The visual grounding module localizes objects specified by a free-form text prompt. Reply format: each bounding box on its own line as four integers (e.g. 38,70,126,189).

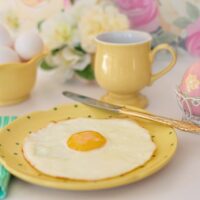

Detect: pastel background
115,0,200,57
0,0,199,56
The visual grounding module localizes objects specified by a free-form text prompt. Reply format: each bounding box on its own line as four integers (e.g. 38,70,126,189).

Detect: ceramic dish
0,104,177,190
0,51,47,106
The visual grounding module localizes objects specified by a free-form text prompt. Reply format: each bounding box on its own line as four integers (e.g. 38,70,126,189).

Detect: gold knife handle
120,108,200,133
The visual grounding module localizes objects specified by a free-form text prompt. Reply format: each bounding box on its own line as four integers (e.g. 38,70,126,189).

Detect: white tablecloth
0,51,200,200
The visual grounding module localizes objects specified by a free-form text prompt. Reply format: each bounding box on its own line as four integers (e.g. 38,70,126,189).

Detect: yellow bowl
0,52,47,106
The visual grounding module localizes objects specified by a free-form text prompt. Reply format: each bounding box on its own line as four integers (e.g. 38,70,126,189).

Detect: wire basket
176,89,200,125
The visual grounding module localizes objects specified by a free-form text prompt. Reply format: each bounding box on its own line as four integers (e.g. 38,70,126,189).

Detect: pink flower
185,18,200,56
115,0,159,32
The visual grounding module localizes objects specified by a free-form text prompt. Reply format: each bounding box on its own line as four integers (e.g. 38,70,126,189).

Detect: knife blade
62,91,121,113
62,90,200,133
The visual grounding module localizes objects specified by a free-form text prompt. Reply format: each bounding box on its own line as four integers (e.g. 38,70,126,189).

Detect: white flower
45,46,91,81
14,0,67,26
0,2,21,33
62,48,91,71
0,1,37,36
53,66,75,83
68,0,113,25
78,3,129,53
40,12,78,49
68,0,98,22
0,0,68,35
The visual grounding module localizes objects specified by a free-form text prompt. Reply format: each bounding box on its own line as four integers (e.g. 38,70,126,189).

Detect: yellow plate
0,104,177,190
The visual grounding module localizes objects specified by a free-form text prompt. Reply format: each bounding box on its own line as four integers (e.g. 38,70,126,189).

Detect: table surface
0,51,200,200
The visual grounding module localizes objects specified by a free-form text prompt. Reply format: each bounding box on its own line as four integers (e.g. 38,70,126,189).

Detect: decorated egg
15,31,44,60
0,24,13,47
0,46,20,64
179,61,200,116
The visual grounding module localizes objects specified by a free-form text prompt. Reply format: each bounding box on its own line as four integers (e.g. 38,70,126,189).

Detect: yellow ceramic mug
95,31,177,108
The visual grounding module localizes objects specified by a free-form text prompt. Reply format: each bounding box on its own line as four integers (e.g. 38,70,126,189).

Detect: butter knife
62,91,200,133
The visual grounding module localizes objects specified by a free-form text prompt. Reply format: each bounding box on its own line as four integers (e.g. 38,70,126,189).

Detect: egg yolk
67,131,106,151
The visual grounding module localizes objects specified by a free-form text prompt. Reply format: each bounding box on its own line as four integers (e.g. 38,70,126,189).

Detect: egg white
23,118,156,181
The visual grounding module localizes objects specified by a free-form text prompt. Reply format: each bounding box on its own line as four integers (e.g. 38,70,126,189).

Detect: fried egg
23,118,156,181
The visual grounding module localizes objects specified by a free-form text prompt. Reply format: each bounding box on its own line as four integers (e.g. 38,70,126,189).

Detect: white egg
0,24,13,47
0,46,20,64
23,118,156,181
15,31,44,60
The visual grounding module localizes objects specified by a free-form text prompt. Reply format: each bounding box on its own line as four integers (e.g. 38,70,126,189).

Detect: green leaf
75,64,95,80
186,2,199,20
158,0,162,6
177,37,186,49
74,44,86,53
37,20,44,32
70,0,75,4
154,31,177,44
51,45,67,55
173,17,191,28
40,60,55,70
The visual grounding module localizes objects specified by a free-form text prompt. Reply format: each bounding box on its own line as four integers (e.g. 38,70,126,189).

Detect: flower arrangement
158,0,200,57
114,0,160,32
38,0,130,81
0,0,67,35
1,0,199,82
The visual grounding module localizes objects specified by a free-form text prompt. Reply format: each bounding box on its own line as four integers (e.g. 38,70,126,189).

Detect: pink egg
179,61,200,116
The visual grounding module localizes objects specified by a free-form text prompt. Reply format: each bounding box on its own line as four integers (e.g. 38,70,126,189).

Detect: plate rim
0,103,177,190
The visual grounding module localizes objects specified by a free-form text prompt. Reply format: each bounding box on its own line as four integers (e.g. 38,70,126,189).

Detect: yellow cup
95,31,177,108
0,52,47,106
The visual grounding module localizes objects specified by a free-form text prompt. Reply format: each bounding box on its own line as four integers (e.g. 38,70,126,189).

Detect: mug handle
150,43,177,84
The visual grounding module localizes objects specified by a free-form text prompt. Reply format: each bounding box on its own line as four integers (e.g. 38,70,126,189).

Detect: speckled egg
179,61,200,115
